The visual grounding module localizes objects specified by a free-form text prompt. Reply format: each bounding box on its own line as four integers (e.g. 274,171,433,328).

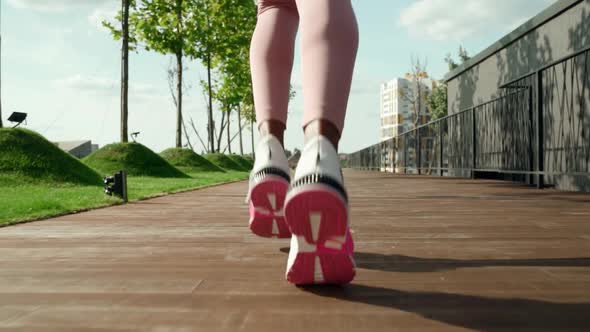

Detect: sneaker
283,135,355,285
247,135,292,238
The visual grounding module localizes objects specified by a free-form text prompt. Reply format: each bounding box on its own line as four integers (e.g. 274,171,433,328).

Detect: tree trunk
175,51,183,148
222,121,246,154
217,111,226,153
182,120,193,151
238,105,243,155
226,109,232,154
175,0,183,148
189,118,209,153
206,8,215,153
416,80,422,127
120,0,130,142
207,53,215,152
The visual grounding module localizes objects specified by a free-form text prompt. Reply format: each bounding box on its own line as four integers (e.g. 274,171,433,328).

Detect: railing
348,46,590,189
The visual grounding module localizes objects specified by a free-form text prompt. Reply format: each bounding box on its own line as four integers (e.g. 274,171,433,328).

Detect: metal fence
348,46,590,189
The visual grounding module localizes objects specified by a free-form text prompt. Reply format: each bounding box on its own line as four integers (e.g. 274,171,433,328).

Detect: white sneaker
247,135,292,238
283,135,355,285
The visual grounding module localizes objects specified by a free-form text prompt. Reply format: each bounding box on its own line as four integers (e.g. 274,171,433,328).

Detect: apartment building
380,77,433,172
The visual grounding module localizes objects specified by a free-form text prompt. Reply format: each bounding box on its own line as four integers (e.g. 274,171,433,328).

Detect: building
380,77,434,141
55,140,99,159
380,77,434,172
444,0,589,191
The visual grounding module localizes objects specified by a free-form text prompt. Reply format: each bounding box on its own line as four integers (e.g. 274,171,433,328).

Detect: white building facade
379,77,434,172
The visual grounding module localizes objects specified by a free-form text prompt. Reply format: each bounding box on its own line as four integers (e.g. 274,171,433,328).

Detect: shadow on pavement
301,284,590,331
354,252,590,273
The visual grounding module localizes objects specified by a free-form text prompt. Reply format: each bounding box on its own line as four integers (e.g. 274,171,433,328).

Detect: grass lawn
127,171,247,200
0,171,248,227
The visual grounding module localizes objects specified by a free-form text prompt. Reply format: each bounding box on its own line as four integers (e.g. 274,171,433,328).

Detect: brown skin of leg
304,119,341,151
259,119,340,150
259,120,286,147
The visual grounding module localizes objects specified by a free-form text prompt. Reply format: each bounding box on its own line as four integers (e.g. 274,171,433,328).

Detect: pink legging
250,0,359,134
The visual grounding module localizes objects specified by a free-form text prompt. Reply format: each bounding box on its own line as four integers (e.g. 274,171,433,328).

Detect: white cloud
399,0,555,41
55,74,117,91
7,0,111,12
54,75,159,97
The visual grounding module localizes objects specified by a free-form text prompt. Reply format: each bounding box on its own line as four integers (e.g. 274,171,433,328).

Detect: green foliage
340,159,349,168
102,0,262,145
102,0,139,50
204,153,247,171
427,83,448,121
83,142,188,178
130,0,199,56
207,0,257,66
458,46,471,63
445,46,471,71
204,0,258,123
0,128,102,185
227,154,253,171
160,148,224,173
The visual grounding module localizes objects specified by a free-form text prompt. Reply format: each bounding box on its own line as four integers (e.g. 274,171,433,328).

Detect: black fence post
536,71,545,188
390,139,395,174
527,86,535,186
404,135,408,174
417,128,422,175
471,107,477,179
439,122,444,177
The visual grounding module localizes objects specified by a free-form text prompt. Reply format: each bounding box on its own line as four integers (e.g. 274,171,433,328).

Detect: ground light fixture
104,170,128,202
131,132,140,142
8,112,27,128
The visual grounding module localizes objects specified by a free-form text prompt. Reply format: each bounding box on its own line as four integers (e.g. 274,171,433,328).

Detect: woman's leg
247,1,298,239
295,0,359,150
250,0,299,146
283,0,359,285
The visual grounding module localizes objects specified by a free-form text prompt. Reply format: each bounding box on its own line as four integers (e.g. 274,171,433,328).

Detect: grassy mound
160,148,224,173
0,128,102,185
83,142,188,178
204,153,247,171
227,154,254,171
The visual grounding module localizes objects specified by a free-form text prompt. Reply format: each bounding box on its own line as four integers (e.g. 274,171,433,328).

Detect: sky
1,0,556,154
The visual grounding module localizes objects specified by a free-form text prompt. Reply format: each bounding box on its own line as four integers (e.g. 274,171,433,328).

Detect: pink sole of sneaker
284,185,355,285
249,176,291,238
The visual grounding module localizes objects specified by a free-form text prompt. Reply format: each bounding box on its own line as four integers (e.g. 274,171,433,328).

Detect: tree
166,59,195,151
458,46,471,63
240,89,256,157
185,0,219,153
400,57,430,128
434,47,470,119
212,73,239,153
129,0,199,148
105,0,204,148
196,0,256,152
204,0,256,153
103,0,138,142
120,0,132,142
427,82,448,121
445,46,471,71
